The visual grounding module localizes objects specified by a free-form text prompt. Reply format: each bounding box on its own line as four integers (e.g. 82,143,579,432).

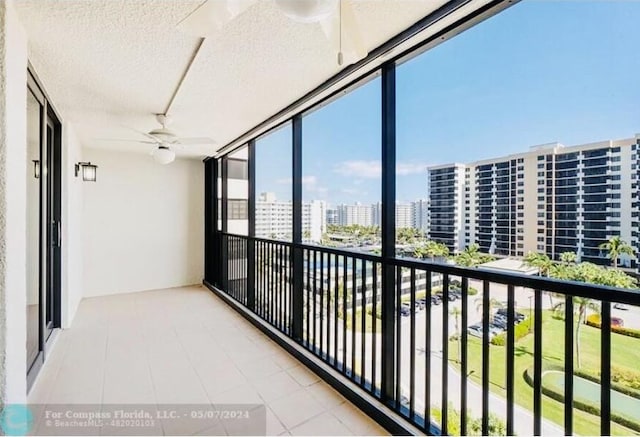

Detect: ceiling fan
100,114,217,165
177,0,367,66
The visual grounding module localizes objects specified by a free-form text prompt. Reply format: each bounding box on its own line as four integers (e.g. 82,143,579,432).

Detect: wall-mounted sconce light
75,161,98,182
32,160,40,179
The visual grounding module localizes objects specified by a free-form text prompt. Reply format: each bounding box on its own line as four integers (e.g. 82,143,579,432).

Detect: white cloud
334,160,428,178
397,162,428,175
334,161,381,178
277,175,317,185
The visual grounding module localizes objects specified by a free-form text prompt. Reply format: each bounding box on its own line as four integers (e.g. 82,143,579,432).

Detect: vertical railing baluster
334,254,339,367
461,276,469,436
442,273,449,435
320,251,325,359
326,253,331,362
482,280,490,435
410,268,416,420
280,244,285,330
306,250,311,347
270,242,275,325
372,261,378,395
342,255,347,373
396,265,402,411
312,250,318,351
506,284,515,436
533,288,542,436
351,256,357,379
360,259,367,387
601,300,611,436
424,271,432,431
564,294,574,436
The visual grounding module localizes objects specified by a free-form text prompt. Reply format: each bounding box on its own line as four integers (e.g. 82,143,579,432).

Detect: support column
380,62,397,403
291,116,304,341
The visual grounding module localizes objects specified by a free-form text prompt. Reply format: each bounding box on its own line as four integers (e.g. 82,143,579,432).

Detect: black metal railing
213,232,640,436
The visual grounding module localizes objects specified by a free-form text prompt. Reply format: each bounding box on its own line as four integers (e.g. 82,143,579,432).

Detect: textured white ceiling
14,0,449,159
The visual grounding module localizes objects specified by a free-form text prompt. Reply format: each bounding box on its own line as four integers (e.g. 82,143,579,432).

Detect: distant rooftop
479,258,539,276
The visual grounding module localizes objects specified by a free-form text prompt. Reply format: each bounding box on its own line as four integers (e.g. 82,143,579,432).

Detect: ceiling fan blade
177,0,257,37
320,0,367,66
176,137,218,145
95,138,157,144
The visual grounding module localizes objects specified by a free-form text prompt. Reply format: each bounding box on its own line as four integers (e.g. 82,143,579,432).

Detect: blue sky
256,0,640,205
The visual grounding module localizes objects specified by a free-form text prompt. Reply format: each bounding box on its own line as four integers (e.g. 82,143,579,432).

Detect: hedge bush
523,365,640,433
574,367,640,398
430,403,507,436
490,317,533,346
586,314,640,339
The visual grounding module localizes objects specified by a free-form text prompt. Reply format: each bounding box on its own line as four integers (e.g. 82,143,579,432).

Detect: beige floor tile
289,411,354,436
251,371,302,404
286,365,320,387
304,382,346,410
268,389,325,430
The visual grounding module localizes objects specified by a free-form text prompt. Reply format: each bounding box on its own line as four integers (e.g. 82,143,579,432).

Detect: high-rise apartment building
411,199,430,232
336,203,373,227
428,136,639,266
371,202,414,229
427,164,467,252
255,192,326,242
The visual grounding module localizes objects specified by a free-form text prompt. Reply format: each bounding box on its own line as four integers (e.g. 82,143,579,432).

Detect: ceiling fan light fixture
275,0,337,23
148,127,177,142
153,146,176,165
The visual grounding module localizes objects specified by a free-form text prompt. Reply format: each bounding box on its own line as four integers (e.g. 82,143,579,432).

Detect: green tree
523,252,556,305
474,297,505,324
599,236,635,269
453,243,496,267
450,306,462,363
552,296,600,369
414,240,450,260
523,251,553,276
559,251,577,264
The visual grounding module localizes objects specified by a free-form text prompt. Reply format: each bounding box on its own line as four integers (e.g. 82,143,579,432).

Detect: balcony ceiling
14,0,448,159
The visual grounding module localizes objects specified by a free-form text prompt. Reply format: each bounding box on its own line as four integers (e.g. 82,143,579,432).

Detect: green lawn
449,310,640,435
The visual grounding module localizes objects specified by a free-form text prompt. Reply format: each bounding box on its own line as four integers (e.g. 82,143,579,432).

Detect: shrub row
575,366,640,396
586,314,640,339
490,316,533,346
430,403,506,436
523,365,640,433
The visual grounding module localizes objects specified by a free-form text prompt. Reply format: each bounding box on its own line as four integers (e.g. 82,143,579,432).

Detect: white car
468,324,496,340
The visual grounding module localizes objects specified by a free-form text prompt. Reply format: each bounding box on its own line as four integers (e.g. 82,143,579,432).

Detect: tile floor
28,285,388,436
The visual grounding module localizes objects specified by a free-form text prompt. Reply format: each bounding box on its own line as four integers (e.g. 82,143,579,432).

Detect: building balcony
28,286,387,436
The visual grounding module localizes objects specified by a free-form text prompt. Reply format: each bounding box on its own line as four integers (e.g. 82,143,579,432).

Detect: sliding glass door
26,72,61,388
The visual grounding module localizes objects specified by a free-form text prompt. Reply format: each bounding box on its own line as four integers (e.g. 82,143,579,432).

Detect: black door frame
26,67,62,390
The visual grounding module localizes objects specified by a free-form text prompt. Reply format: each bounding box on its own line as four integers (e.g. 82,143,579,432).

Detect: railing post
221,156,229,291
247,140,256,311
381,62,396,403
291,115,304,341
204,158,214,284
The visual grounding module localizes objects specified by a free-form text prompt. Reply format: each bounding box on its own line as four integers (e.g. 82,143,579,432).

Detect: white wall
82,149,204,297
0,0,28,404
61,124,84,327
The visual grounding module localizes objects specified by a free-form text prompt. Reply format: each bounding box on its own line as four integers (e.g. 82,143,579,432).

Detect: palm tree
599,236,635,269
552,297,600,368
523,252,553,276
523,252,556,306
414,240,450,261
559,251,577,264
450,306,462,363
454,243,496,267
474,297,505,324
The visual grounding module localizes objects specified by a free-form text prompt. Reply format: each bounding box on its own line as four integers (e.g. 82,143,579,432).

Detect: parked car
468,324,496,340
449,289,462,300
611,317,624,327
613,303,628,311
414,300,425,311
496,308,526,322
431,295,442,305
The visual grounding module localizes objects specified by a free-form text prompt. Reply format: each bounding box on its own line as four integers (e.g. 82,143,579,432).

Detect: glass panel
26,89,41,369
302,76,381,250
226,146,249,235
395,1,640,434
255,123,292,241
